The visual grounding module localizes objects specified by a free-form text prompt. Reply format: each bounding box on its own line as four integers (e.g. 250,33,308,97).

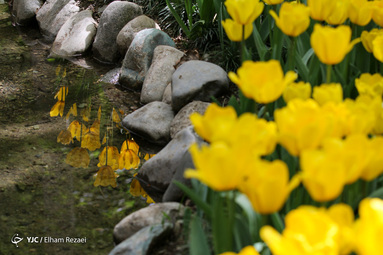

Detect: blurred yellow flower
238,159,300,214
354,198,383,255
355,73,383,98
361,28,383,53
221,19,253,42
360,136,383,181
185,142,253,191
313,83,343,106
283,81,312,103
343,97,376,135
220,246,260,255
112,107,121,123
67,120,86,141
98,146,120,170
372,35,383,62
119,149,140,170
224,0,264,25
274,99,331,156
260,205,340,255
81,131,101,151
349,0,373,26
130,174,155,203
269,2,310,37
372,1,383,27
65,103,77,120
310,24,360,65
190,104,237,143
57,130,73,145
307,0,336,21
65,147,90,168
325,0,350,25
321,102,351,138
228,60,297,104
54,86,68,101
121,139,140,154
300,148,347,202
263,0,284,5
94,165,117,188
50,100,65,117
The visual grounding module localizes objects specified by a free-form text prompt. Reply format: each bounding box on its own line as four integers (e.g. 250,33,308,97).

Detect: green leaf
165,0,191,38
368,186,383,199
252,24,269,61
189,216,211,255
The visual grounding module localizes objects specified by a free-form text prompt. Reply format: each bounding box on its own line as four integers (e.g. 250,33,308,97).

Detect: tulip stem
287,36,297,72
326,64,332,83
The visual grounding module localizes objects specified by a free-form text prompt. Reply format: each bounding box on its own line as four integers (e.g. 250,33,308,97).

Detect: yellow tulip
354,198,383,255
224,0,264,25
228,60,297,104
321,102,351,138
121,139,140,154
260,206,340,255
269,2,310,37
282,81,312,103
221,19,253,42
372,1,383,27
355,73,383,98
361,29,383,53
360,136,383,181
184,142,253,191
372,35,383,62
349,0,373,26
310,24,360,65
98,146,120,170
300,148,347,202
94,165,117,188
325,0,350,25
312,83,343,106
307,0,337,21
263,0,284,5
190,103,237,143
343,97,376,135
220,246,260,255
275,99,331,156
238,158,300,214
119,149,140,170
65,147,90,168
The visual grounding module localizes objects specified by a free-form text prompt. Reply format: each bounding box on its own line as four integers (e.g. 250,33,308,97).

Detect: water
0,4,146,254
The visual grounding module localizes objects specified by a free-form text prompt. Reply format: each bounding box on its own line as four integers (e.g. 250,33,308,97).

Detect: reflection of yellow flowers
57,130,73,145
310,24,360,65
313,83,343,106
112,107,121,123
130,174,155,203
282,81,312,103
65,147,90,168
119,139,140,169
54,86,68,101
325,0,350,25
307,0,336,21
355,73,383,98
94,165,117,188
229,60,297,104
270,2,310,37
220,245,260,255
98,146,120,170
349,0,373,26
354,198,383,255
238,158,300,214
224,0,264,25
261,205,340,255
67,120,86,141
65,103,77,120
221,19,253,42
50,101,65,117
190,104,237,143
275,99,331,156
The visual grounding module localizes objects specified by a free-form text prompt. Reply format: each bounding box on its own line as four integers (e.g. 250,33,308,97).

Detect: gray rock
50,10,97,58
171,60,229,112
36,0,80,42
140,46,184,104
12,0,43,25
121,101,174,145
119,29,175,90
162,83,172,104
92,1,142,63
170,101,210,139
99,68,121,84
116,15,157,55
137,126,204,202
110,223,173,255
113,202,184,244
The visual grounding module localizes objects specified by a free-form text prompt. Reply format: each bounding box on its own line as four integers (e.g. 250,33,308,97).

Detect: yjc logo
11,234,23,248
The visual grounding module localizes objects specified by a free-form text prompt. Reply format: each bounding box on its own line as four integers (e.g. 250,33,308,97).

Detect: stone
99,68,121,84
50,10,97,58
110,223,173,255
116,15,157,55
12,0,42,25
169,101,210,139
140,46,184,104
137,126,204,202
119,29,175,90
36,0,80,42
162,83,172,104
92,1,142,63
121,101,174,145
113,202,184,244
171,60,229,112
